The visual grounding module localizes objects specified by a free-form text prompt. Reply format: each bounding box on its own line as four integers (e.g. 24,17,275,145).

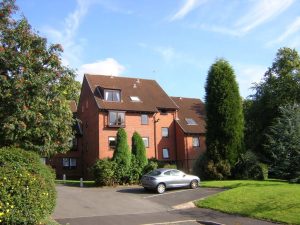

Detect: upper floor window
141,114,148,125
192,137,200,147
109,111,125,127
104,89,121,102
185,118,197,125
162,127,169,137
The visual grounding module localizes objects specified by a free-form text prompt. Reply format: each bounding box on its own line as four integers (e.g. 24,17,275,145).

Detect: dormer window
130,96,141,102
185,118,197,125
104,89,120,102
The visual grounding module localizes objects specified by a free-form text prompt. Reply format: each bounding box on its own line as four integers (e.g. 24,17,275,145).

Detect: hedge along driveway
195,180,300,225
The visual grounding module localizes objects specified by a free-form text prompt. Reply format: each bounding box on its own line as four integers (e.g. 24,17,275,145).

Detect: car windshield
147,170,161,176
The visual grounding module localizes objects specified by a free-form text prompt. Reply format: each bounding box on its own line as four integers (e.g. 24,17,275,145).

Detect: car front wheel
156,183,166,194
190,180,198,189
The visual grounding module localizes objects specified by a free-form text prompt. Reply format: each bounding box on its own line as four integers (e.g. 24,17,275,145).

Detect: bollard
63,174,66,184
80,178,83,187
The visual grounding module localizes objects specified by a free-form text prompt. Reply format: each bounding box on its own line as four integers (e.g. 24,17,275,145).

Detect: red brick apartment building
50,74,206,179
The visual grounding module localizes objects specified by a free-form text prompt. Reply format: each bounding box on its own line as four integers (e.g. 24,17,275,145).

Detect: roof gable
85,74,178,112
171,97,206,134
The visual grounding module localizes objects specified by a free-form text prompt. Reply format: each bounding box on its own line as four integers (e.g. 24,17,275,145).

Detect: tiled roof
69,100,77,113
85,74,178,112
171,97,206,134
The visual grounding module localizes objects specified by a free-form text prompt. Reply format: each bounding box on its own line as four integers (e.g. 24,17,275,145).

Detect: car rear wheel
156,183,166,194
190,180,198,189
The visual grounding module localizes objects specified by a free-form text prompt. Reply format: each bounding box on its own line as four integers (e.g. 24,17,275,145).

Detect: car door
170,170,186,187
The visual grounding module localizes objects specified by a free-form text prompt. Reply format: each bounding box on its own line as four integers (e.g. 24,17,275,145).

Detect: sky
17,0,300,100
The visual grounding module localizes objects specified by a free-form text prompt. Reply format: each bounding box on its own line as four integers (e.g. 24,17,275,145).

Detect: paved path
54,185,282,225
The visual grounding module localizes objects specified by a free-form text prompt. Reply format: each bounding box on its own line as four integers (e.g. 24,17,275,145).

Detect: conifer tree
113,128,131,182
132,131,148,171
201,59,244,179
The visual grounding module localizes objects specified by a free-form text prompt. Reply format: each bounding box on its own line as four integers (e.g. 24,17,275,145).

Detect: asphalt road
53,185,281,225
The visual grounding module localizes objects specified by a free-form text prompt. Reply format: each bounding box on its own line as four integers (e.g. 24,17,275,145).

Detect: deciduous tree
0,0,79,156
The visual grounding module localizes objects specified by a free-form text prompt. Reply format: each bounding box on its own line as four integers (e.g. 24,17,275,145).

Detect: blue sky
18,0,300,100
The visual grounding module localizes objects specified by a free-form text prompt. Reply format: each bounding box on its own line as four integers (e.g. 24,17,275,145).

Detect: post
63,174,66,184
80,178,83,187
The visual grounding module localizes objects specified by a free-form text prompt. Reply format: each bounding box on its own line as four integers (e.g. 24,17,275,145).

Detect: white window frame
162,148,169,159
141,114,148,125
142,137,149,148
162,127,169,137
104,89,121,102
108,136,116,150
192,137,200,147
108,111,125,127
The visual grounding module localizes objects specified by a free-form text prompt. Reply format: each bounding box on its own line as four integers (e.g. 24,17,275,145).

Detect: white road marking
140,219,197,225
143,189,196,199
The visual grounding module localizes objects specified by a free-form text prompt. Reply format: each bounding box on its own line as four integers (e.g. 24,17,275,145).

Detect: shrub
92,159,117,186
142,160,158,174
161,163,177,169
129,155,141,184
0,147,56,225
194,153,231,180
233,151,268,180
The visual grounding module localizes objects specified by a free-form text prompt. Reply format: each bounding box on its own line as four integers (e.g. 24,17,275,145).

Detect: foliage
194,153,231,180
246,48,300,161
264,104,300,181
233,151,268,180
0,0,79,156
131,131,148,175
128,155,141,184
92,158,117,186
161,163,177,169
113,128,131,183
142,160,158,175
196,180,300,225
204,59,244,166
0,147,56,224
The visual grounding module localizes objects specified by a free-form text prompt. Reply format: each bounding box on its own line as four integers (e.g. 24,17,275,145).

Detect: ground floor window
63,158,77,169
142,137,149,148
108,136,116,150
162,148,169,159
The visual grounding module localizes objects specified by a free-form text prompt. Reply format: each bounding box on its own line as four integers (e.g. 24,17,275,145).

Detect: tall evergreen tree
132,131,148,171
0,0,79,156
205,59,244,167
246,48,300,161
113,128,131,182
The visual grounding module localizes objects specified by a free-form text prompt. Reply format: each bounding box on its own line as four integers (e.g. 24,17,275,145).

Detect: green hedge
0,147,56,224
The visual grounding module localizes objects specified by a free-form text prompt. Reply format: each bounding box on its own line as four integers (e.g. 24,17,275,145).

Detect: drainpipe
173,111,178,166
185,136,189,172
153,113,158,159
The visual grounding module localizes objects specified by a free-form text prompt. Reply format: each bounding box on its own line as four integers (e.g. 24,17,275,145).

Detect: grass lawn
195,180,300,225
55,179,95,187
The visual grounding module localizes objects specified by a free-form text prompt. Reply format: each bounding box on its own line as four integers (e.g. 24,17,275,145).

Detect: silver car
141,168,200,194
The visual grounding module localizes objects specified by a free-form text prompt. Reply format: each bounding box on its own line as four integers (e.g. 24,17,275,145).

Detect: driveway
53,185,282,225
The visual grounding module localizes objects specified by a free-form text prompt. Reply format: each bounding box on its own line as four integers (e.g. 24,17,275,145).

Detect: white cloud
43,0,91,67
155,47,178,62
193,0,294,36
77,58,126,81
235,0,294,34
235,64,267,98
169,0,206,21
269,17,300,45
